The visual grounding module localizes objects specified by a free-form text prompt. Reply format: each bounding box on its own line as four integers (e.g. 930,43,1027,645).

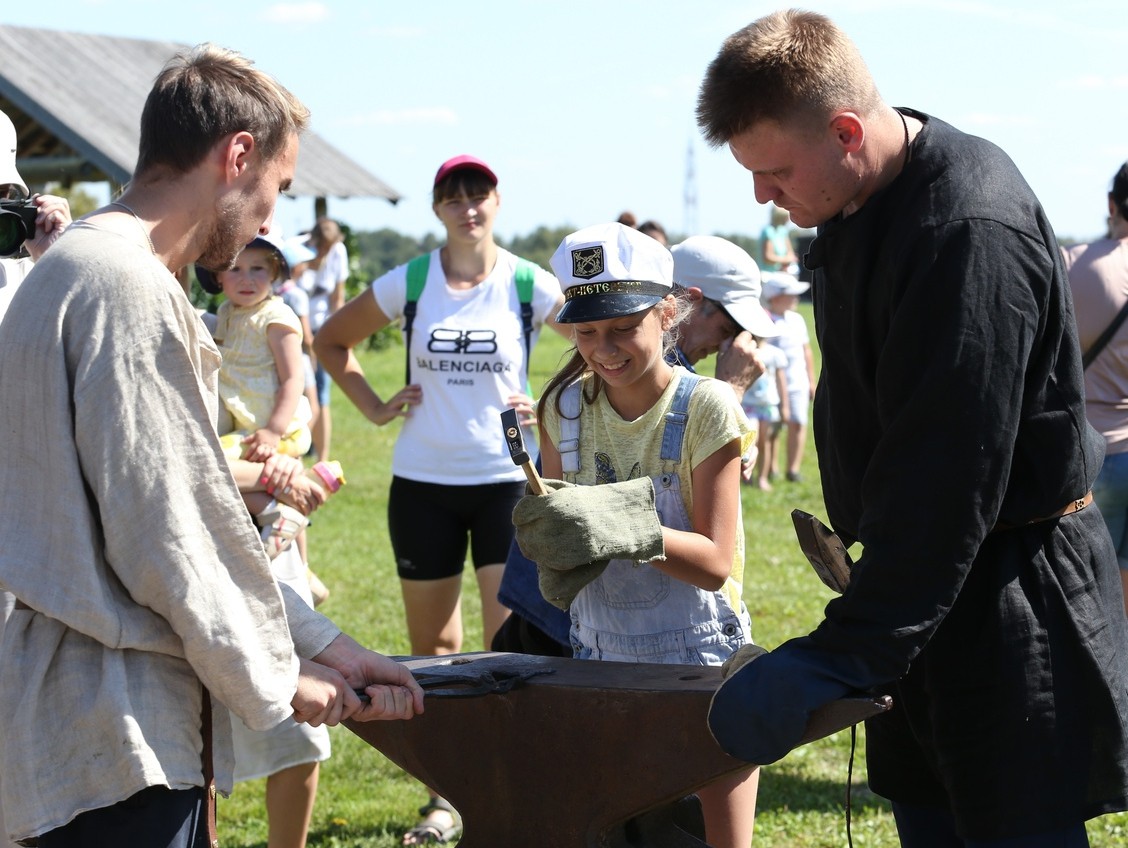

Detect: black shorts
388,476,525,581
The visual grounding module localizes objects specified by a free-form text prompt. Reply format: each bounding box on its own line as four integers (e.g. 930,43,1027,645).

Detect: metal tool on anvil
792,508,854,593
500,407,549,495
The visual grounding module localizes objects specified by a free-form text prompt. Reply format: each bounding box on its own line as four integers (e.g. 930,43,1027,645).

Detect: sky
5,1,1128,244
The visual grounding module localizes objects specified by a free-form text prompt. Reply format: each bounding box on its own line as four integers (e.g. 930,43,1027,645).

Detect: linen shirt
0,223,341,842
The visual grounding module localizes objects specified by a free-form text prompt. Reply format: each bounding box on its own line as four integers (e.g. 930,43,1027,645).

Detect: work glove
720,644,768,679
514,480,607,608
512,476,665,570
537,558,608,610
708,636,855,765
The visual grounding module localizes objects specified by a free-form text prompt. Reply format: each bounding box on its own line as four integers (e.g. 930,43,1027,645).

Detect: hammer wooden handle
501,408,550,496
521,462,550,497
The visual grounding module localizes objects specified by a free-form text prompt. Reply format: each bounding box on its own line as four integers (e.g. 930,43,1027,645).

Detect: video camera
0,198,37,257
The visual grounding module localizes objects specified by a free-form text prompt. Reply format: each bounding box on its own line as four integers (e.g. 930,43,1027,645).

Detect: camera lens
0,208,32,256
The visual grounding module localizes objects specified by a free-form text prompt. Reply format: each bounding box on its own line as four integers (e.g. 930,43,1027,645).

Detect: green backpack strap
403,254,430,385
515,260,536,378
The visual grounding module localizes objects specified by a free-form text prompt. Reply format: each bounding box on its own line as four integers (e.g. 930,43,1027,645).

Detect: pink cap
433,154,497,188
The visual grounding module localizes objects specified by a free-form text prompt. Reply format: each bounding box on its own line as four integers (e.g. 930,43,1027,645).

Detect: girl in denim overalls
532,223,760,848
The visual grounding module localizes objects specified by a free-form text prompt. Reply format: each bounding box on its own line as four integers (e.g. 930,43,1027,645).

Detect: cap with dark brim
194,265,223,295
194,235,292,295
555,279,669,324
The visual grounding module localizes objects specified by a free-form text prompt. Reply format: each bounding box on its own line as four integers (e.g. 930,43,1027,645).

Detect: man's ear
221,131,256,183
684,286,705,303
830,113,864,154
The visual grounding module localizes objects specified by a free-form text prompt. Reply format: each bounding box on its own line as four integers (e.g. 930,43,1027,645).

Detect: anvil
346,651,890,847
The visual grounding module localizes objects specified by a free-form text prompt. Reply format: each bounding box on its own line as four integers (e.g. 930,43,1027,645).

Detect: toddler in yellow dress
197,235,344,562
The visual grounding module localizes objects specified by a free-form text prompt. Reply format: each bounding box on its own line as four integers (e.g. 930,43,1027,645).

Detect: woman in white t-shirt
300,217,349,462
314,155,566,844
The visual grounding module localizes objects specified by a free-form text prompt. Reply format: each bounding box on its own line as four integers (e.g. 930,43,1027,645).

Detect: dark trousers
490,611,571,658
38,786,209,848
892,802,1089,848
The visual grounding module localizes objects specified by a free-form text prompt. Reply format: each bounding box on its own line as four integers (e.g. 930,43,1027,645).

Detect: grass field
217,304,1128,846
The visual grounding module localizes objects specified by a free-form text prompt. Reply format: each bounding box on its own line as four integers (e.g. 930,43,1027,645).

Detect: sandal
402,796,461,845
255,500,309,559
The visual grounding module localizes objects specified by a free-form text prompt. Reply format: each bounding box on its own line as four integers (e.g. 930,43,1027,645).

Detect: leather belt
993,492,1093,532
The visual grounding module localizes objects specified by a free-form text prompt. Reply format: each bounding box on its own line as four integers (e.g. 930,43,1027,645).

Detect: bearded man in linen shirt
0,44,422,848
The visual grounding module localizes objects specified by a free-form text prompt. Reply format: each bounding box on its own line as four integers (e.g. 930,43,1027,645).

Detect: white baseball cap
760,270,810,301
671,236,777,339
550,222,673,323
281,236,317,269
0,111,29,197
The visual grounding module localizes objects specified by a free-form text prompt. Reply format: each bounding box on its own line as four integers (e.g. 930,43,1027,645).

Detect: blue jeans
891,802,1088,847
314,360,333,408
1092,449,1128,570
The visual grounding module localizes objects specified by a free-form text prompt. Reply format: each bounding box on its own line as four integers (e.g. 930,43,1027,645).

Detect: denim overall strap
558,380,583,478
660,373,702,463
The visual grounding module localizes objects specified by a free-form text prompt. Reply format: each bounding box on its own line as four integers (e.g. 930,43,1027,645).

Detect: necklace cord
108,200,156,256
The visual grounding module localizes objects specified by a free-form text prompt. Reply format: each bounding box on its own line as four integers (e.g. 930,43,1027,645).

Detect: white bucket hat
0,111,29,197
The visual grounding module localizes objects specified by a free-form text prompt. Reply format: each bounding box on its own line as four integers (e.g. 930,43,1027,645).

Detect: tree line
347,224,767,298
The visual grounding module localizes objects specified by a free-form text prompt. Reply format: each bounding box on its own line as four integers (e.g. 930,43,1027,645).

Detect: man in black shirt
698,9,1128,846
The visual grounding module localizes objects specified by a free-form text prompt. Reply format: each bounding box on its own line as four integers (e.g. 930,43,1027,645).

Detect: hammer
501,408,549,496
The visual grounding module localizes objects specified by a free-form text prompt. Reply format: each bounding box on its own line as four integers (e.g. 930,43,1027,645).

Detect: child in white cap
512,222,760,848
761,271,814,483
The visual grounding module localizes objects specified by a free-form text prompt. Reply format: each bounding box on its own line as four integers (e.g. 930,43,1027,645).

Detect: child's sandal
255,500,309,559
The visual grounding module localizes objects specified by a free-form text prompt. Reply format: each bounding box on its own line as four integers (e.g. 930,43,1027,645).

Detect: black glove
708,637,855,765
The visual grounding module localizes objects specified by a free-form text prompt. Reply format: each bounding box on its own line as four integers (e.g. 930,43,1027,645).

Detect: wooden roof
0,24,401,203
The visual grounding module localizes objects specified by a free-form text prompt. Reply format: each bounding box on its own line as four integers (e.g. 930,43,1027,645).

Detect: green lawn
218,304,1128,846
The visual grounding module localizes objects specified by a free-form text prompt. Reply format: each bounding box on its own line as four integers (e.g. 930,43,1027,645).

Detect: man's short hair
1111,161,1128,222
135,43,310,177
696,9,882,147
